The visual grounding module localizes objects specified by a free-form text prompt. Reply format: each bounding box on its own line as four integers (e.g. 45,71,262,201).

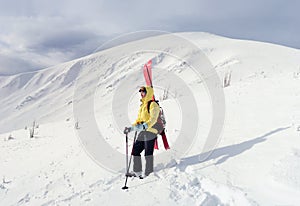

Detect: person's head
139,86,147,98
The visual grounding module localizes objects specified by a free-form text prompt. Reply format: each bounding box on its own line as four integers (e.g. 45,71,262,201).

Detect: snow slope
1,32,300,205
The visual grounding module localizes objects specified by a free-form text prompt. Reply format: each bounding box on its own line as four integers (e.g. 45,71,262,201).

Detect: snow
0,32,300,205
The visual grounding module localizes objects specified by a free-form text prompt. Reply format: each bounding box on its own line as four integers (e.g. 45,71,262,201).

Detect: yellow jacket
133,86,160,134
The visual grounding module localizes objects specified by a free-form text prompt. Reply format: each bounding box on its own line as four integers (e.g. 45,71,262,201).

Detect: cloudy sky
0,0,299,75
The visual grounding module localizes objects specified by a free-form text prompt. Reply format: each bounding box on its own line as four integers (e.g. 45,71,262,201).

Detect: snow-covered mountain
0,32,300,205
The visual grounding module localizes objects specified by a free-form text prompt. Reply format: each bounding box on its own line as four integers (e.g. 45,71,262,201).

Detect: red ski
143,59,153,87
142,58,170,150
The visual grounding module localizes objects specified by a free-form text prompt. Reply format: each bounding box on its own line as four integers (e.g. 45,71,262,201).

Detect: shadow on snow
163,126,291,172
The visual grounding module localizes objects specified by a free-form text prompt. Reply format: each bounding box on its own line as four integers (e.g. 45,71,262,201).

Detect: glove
132,123,148,132
123,127,132,134
142,122,148,130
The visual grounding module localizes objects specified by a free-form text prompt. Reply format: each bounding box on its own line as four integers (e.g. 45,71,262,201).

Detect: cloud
0,0,299,75
0,55,39,76
0,14,109,75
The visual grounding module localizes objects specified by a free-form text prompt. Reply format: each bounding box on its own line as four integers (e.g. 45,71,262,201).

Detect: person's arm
133,107,143,126
146,102,160,128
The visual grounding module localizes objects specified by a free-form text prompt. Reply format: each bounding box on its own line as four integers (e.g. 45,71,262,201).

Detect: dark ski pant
132,131,157,176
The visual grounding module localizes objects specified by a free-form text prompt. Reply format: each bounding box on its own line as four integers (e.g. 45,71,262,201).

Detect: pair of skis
143,59,170,150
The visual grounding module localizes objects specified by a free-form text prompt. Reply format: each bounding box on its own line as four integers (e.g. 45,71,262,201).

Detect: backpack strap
147,100,159,113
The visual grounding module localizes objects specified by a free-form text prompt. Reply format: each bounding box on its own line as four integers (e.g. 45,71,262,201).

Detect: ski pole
127,131,137,175
125,133,129,176
122,131,137,190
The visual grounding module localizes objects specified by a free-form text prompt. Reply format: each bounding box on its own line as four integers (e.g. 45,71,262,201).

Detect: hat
139,86,146,93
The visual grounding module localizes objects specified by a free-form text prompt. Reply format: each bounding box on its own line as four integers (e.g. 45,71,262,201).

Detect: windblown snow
0,32,300,205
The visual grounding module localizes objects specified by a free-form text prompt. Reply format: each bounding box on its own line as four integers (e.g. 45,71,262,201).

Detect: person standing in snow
124,86,160,177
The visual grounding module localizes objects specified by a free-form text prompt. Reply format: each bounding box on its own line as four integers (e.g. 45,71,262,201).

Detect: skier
124,86,160,177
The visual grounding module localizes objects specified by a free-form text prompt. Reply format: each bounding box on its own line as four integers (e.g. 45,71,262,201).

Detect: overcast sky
0,0,299,75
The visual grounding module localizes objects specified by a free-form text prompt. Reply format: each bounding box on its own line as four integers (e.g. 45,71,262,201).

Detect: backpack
147,100,166,134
